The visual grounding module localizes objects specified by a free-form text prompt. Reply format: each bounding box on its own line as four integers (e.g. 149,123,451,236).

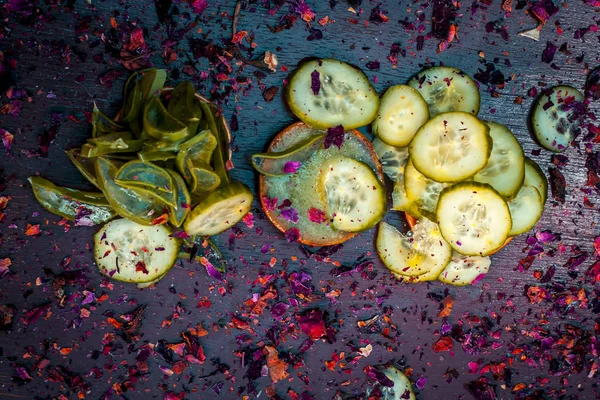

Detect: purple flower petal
270,302,289,319
280,207,299,223
200,257,223,280
542,41,558,63
535,230,555,243
283,161,302,174
285,227,300,243
324,125,345,149
415,375,427,389
310,69,320,95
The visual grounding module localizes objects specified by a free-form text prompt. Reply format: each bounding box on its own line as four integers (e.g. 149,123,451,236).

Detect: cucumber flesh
391,179,412,212
523,157,548,204
404,158,449,220
409,112,491,183
286,59,379,130
376,219,452,278
407,66,480,117
372,85,429,147
473,121,525,198
94,219,180,283
436,182,511,256
438,252,491,286
532,85,585,152
320,156,386,232
372,138,409,182
184,182,253,236
507,186,543,236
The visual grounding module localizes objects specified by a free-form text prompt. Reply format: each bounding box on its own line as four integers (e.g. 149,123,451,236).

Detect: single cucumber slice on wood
372,85,429,147
286,59,379,130
523,157,548,204
376,219,452,278
437,182,511,256
320,156,386,232
474,121,525,199
407,66,480,116
438,252,491,286
184,182,253,236
94,219,180,283
507,186,543,236
531,85,585,152
409,112,491,183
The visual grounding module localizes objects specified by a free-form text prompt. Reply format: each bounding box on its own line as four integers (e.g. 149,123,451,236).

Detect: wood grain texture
0,0,599,399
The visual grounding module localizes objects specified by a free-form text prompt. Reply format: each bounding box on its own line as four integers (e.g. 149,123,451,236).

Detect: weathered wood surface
0,0,599,399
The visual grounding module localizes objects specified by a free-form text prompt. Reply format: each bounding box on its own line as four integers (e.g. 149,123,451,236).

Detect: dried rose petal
190,0,208,15
432,336,453,352
262,196,278,211
296,309,326,340
324,125,345,149
308,207,327,224
284,227,300,243
280,207,299,223
310,69,320,95
0,129,13,153
549,167,566,203
0,258,11,278
541,41,558,63
283,161,302,174
200,257,223,280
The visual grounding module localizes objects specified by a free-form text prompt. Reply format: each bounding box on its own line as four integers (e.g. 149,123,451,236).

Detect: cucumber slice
436,182,511,256
404,159,449,220
376,219,452,278
532,85,585,152
184,182,253,236
94,219,180,283
286,59,379,130
320,156,386,232
261,123,382,246
409,112,491,183
379,366,416,400
523,157,548,204
407,66,480,116
507,186,543,236
372,138,409,182
473,121,525,198
438,252,491,286
372,85,429,147
391,180,412,212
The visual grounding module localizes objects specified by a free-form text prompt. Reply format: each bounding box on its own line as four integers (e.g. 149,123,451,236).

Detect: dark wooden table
1,0,599,399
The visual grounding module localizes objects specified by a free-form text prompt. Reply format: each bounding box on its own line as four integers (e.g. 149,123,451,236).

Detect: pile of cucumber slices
254,59,558,286
29,69,252,286
374,66,550,285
